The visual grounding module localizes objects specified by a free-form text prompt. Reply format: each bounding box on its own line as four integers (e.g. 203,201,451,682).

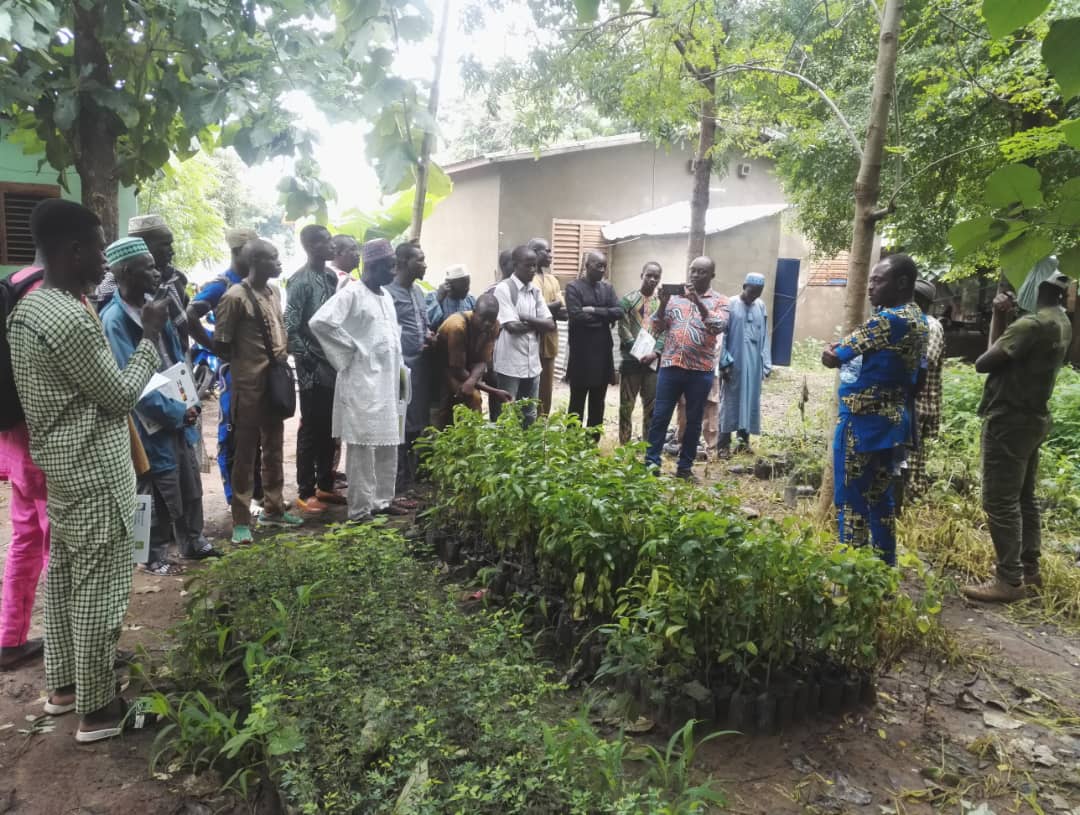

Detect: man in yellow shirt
527,238,566,415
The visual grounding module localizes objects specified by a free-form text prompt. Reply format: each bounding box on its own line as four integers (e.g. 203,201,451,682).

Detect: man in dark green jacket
963,273,1073,603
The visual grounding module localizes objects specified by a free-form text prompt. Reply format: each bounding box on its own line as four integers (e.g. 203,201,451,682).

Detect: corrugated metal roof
601,201,789,241
444,134,648,175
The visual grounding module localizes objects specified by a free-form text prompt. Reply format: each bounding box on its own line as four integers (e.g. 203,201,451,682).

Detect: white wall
420,165,501,289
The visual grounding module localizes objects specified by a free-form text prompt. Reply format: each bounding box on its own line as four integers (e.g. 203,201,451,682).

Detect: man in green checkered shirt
7,200,167,742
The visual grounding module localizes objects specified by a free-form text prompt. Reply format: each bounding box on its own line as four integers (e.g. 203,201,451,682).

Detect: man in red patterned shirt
645,256,729,480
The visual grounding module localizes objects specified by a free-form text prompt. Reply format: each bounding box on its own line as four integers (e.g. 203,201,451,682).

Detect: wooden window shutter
550,218,608,289
0,183,61,266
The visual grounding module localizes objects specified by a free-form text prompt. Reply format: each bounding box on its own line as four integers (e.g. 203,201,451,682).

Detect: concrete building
0,132,137,277
423,134,805,297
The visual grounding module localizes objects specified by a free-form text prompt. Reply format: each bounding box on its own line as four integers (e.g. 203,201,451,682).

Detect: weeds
145,523,730,813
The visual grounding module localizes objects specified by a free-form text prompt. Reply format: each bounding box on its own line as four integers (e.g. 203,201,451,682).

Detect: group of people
0,196,1072,747
820,253,1072,604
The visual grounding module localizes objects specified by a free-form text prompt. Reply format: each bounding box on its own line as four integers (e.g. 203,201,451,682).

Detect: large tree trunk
817,0,904,521
409,0,451,242
72,3,120,241
686,75,717,266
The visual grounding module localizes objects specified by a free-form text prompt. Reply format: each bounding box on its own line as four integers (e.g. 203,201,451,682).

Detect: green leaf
1000,230,1054,288
1043,19,1080,100
268,725,305,756
574,0,601,23
982,0,1050,39
984,164,1043,209
1062,119,1080,150
1056,245,1080,280
744,641,758,656
948,216,1000,259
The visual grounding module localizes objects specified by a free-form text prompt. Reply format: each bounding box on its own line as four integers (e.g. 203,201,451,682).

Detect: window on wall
807,252,849,286
0,183,61,266
550,218,608,288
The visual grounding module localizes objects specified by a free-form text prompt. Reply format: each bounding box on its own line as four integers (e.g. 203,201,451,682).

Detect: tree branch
711,63,863,158
885,140,997,207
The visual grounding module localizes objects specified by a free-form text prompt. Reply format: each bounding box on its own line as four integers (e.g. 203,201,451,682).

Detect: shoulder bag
241,283,296,419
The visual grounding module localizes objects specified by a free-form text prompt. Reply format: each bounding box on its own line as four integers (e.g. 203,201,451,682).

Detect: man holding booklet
100,237,221,575
617,261,664,445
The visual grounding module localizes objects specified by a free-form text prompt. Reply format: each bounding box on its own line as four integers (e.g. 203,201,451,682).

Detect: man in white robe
309,239,407,521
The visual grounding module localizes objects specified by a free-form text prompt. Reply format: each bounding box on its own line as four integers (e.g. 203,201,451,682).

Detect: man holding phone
644,257,729,480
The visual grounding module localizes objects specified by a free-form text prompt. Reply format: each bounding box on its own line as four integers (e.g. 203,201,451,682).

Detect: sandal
141,560,185,576
76,697,158,744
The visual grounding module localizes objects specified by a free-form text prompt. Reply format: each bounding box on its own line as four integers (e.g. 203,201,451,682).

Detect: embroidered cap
362,238,394,265
444,264,469,281
128,214,169,235
226,227,259,250
106,237,151,267
744,273,766,287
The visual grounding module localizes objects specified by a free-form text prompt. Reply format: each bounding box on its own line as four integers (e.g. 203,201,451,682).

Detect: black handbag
241,282,296,419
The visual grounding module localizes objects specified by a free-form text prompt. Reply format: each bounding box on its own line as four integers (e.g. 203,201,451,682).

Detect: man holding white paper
100,237,220,574
617,262,664,445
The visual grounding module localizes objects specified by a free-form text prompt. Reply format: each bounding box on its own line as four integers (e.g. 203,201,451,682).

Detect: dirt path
2,378,1079,814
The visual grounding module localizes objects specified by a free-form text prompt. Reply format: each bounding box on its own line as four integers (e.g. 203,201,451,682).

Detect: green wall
0,136,137,276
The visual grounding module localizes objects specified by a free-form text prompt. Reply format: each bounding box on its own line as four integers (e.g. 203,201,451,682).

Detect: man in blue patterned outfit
821,254,927,566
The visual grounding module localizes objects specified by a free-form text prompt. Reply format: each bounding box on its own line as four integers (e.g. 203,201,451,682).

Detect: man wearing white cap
717,272,771,456
309,239,408,521
426,264,475,331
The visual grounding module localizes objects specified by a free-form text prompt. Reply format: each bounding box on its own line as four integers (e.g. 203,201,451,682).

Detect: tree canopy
463,0,1080,281
0,0,437,236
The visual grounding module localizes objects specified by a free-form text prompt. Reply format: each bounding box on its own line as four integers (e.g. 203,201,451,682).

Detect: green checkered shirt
8,288,159,540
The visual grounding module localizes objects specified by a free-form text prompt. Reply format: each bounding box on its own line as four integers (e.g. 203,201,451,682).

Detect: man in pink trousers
0,265,48,671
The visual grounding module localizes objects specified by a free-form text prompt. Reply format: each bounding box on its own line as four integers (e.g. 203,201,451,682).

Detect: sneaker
316,489,348,506
231,525,254,545
961,578,1025,604
663,442,681,457
142,560,184,576
296,496,329,514
674,469,699,483
259,511,304,528
182,542,224,560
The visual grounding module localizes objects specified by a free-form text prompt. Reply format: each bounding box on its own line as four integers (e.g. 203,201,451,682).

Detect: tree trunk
409,0,451,242
72,2,120,241
686,75,717,267
817,0,904,521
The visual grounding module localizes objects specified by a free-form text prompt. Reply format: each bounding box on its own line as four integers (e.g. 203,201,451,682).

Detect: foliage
137,150,285,269
0,0,436,223
330,165,453,243
946,0,1080,284
419,405,926,697
145,524,726,813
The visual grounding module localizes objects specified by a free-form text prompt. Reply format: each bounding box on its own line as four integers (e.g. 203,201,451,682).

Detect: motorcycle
189,340,220,400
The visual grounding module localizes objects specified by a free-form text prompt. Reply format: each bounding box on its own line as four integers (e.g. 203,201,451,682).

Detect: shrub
420,406,908,695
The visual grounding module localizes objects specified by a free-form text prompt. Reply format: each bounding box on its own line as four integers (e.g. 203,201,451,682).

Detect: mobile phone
660,283,684,298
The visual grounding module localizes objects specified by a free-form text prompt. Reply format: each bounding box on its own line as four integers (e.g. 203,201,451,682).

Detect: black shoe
674,469,699,483
182,544,224,560
0,638,44,671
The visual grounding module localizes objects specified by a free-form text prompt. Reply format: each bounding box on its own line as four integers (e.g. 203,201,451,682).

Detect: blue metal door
771,258,800,366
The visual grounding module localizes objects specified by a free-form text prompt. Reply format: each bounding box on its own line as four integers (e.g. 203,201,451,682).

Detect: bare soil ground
1,375,1078,814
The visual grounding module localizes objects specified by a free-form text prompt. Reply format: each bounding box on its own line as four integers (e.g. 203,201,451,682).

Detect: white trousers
346,444,398,519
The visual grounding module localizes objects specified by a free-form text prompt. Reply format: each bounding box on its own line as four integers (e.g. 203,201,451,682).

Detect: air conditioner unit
738,162,752,178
